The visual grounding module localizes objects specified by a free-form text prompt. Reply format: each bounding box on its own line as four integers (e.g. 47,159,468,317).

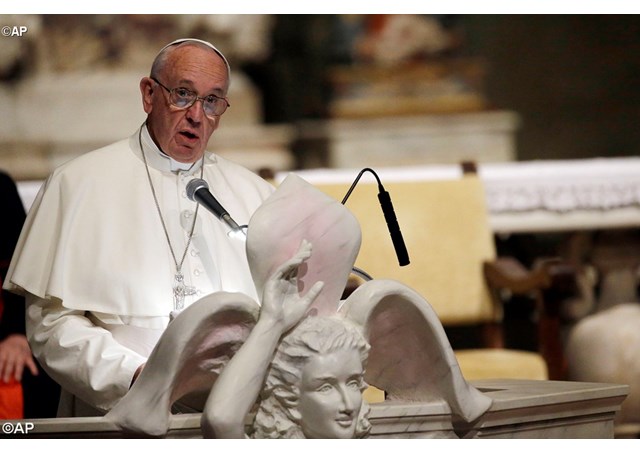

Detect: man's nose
186,99,206,122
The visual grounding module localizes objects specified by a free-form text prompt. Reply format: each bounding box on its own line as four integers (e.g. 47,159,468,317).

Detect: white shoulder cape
4,131,275,317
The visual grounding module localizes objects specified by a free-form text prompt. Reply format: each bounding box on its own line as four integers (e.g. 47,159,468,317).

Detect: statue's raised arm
201,240,324,438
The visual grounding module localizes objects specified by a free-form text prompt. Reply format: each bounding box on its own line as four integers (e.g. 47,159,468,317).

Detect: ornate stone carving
104,174,492,438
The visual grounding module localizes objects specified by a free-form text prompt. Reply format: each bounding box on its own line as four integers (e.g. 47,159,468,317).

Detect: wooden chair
314,169,572,381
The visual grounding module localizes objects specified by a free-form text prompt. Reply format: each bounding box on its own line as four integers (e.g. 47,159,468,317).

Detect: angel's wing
103,292,259,436
339,279,492,423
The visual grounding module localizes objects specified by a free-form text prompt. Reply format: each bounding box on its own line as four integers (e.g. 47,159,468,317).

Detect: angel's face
297,348,364,439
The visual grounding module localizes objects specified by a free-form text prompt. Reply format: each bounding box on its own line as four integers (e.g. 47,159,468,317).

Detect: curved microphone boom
186,178,245,236
342,168,410,267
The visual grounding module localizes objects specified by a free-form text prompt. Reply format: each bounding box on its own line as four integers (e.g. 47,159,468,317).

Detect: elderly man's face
140,45,228,163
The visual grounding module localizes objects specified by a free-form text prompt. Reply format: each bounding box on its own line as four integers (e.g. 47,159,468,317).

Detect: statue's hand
261,239,324,332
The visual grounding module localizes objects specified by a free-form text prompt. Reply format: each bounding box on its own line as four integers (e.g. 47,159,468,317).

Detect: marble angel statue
202,240,370,439
104,173,492,438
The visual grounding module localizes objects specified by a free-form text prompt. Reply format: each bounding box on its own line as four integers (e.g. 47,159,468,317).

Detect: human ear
139,77,154,114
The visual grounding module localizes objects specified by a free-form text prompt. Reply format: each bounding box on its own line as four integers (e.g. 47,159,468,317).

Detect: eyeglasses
151,77,230,118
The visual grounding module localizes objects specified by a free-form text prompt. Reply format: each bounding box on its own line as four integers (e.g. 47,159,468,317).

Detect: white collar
138,124,206,174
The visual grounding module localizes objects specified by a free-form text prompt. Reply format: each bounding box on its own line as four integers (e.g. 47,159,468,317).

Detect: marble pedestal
4,379,627,439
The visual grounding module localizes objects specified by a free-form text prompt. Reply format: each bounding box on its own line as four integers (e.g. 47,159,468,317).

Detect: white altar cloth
18,156,640,234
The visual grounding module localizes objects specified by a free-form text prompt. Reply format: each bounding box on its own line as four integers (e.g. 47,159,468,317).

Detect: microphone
186,178,245,236
377,188,410,266
342,168,410,267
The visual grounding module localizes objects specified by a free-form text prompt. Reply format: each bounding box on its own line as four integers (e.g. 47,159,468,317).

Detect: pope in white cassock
2,39,275,416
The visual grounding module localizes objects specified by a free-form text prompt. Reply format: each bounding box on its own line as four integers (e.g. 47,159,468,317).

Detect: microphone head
186,178,209,202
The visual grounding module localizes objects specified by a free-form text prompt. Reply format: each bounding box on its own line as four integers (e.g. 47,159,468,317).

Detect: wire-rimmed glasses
151,77,230,118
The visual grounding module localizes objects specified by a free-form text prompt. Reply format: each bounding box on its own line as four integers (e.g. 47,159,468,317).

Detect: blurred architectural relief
327,15,487,118
293,15,518,169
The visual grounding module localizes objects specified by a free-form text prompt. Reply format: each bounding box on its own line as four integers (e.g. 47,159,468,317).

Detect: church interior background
1,13,640,437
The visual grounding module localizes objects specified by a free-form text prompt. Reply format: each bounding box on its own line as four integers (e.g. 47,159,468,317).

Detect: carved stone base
6,379,627,439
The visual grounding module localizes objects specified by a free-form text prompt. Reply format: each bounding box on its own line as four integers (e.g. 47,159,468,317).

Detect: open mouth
179,130,199,141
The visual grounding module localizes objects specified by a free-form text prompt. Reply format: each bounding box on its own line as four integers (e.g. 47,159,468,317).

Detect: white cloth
3,126,275,414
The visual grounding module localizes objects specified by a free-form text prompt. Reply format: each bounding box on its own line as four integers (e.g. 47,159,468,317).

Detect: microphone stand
342,168,411,275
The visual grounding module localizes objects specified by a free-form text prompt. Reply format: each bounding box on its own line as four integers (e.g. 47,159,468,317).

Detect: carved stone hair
251,316,372,439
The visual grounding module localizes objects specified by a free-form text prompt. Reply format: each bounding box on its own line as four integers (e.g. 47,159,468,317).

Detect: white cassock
3,125,275,416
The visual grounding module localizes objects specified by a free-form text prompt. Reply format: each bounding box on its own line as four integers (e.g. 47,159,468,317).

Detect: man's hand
0,334,39,383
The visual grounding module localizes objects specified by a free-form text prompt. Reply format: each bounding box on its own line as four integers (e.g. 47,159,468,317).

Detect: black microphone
377,189,410,266
342,168,410,267
186,178,245,235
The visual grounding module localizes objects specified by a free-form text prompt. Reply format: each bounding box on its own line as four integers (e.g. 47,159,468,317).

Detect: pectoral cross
173,271,197,311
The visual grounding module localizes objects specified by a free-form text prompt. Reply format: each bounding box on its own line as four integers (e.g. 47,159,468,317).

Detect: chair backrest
315,174,498,326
